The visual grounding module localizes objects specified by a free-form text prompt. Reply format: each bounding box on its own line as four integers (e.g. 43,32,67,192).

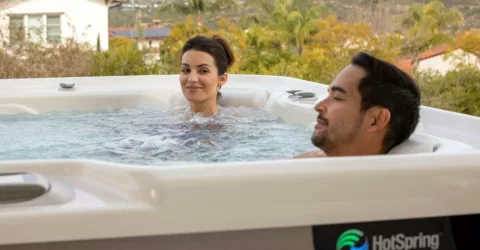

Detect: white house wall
137,40,161,50
0,0,109,50
417,49,480,75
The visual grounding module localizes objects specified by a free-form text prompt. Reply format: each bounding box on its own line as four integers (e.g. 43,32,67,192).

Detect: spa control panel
286,90,319,105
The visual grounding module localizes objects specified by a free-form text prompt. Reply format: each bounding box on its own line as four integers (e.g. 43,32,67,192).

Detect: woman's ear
219,73,228,87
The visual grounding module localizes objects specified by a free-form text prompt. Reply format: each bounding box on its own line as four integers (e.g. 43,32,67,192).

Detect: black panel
312,214,480,250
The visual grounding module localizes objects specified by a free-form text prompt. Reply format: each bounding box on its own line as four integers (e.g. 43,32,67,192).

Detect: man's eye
333,97,343,101
181,68,189,73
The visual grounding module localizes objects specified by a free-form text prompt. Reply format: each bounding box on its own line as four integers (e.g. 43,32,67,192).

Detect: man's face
311,65,368,152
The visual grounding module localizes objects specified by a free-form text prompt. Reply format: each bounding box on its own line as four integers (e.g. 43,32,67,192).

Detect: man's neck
324,142,384,157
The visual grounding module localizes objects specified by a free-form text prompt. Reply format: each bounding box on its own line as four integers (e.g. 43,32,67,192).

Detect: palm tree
239,0,326,55
400,0,464,71
156,0,238,27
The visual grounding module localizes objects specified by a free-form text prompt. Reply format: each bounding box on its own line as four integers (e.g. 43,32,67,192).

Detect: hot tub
0,74,479,250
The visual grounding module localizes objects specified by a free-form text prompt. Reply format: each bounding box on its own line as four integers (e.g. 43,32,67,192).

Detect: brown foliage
0,29,94,79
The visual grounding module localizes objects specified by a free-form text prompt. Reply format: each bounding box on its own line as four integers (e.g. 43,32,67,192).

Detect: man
294,52,421,158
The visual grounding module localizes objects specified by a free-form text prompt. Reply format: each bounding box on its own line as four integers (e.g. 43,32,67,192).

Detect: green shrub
416,66,480,116
91,37,160,76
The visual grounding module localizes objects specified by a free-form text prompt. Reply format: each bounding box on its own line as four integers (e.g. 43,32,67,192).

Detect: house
110,25,170,63
109,25,170,52
0,0,126,50
397,44,480,75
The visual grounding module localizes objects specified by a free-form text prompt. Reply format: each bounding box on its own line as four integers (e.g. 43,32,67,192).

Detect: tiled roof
396,44,460,73
417,44,453,61
395,42,480,74
395,59,414,75
109,27,171,39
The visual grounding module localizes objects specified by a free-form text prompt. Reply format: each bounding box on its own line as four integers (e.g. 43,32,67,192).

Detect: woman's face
179,50,227,104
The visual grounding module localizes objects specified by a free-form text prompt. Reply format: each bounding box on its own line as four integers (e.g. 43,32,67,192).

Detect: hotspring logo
336,229,441,250
336,229,369,250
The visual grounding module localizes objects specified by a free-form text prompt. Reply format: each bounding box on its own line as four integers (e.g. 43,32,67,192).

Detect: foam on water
0,105,314,165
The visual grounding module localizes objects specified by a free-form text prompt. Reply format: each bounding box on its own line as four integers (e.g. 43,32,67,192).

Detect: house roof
417,44,453,61
395,44,454,74
0,0,33,10
395,59,414,75
396,43,480,74
110,27,171,39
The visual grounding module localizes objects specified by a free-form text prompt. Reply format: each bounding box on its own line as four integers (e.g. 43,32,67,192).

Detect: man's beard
311,130,328,149
311,115,364,154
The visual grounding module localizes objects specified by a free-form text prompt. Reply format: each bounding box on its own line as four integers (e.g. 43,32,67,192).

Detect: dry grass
0,30,162,79
0,30,96,79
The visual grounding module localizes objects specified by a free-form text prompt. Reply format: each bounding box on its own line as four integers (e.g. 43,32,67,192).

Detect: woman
179,35,235,117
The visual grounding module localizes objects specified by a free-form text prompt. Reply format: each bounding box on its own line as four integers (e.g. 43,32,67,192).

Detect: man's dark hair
351,52,421,153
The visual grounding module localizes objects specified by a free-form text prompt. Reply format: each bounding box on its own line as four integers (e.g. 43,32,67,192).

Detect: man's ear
219,73,228,88
366,107,391,132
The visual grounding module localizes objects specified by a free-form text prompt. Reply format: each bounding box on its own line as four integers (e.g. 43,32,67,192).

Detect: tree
156,0,238,28
417,65,480,116
400,0,464,72
91,37,159,76
135,11,145,41
96,33,101,52
300,14,401,83
158,15,211,74
109,36,136,50
206,18,248,73
239,0,327,55
457,29,480,60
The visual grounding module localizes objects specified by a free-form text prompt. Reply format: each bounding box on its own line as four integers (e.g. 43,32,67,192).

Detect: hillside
321,0,480,31
109,0,480,31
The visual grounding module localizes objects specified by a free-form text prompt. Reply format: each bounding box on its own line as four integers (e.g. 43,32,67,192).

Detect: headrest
432,136,473,153
413,122,425,133
390,133,475,154
388,133,438,154
305,121,471,155
168,89,269,109
305,122,437,154
304,128,439,155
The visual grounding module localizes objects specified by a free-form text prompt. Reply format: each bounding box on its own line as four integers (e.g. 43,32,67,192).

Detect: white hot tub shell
0,74,479,250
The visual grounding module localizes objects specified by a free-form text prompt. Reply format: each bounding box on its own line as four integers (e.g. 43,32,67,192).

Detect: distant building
397,44,480,75
109,25,170,52
0,0,127,50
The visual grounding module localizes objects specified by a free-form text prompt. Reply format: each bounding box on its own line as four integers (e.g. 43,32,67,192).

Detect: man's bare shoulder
293,149,326,159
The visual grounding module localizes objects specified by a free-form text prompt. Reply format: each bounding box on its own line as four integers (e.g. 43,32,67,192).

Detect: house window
27,15,42,43
9,16,25,42
46,16,61,42
8,14,62,43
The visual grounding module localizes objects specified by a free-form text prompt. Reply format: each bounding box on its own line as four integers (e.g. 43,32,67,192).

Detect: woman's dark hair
181,35,235,99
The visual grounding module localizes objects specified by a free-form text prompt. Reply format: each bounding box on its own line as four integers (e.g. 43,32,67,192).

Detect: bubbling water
0,105,314,165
